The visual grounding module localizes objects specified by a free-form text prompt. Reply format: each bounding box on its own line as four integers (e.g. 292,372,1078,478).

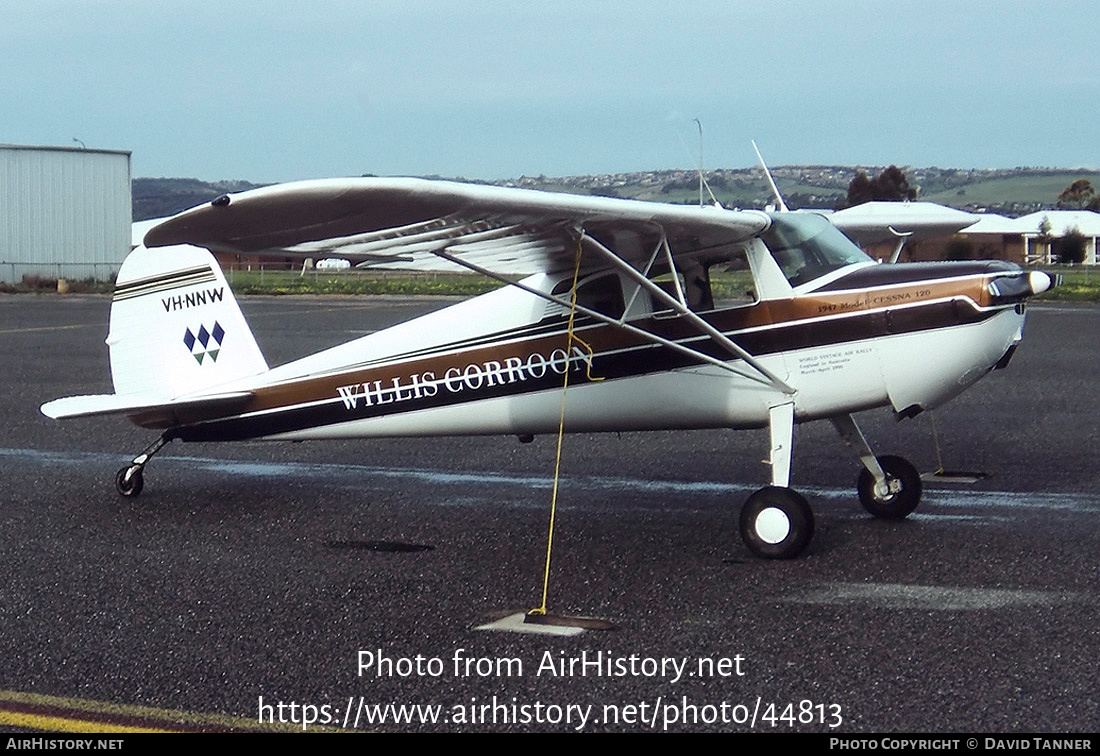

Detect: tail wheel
739,486,814,559
115,466,144,497
857,455,921,519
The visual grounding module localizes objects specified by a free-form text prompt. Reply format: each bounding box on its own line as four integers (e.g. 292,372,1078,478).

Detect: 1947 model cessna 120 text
42,177,1055,558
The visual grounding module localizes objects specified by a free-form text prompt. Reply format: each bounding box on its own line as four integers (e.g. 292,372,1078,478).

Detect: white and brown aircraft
41,178,1054,558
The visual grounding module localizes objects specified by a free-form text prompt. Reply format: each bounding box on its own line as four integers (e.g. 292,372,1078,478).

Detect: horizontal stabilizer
41,390,253,421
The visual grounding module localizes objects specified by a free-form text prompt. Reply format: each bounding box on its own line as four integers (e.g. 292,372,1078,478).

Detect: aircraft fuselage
158,260,1028,444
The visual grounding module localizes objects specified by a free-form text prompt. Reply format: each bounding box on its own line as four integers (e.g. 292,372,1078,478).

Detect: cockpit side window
647,251,759,315
678,258,715,312
650,259,715,312
762,213,873,287
689,262,715,311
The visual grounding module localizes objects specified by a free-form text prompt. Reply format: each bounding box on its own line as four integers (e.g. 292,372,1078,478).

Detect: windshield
762,213,873,287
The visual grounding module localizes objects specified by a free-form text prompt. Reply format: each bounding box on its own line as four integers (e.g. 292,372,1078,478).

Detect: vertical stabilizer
108,243,268,398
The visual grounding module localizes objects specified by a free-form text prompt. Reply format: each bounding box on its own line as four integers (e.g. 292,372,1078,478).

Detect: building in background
1,144,131,284
917,210,1100,265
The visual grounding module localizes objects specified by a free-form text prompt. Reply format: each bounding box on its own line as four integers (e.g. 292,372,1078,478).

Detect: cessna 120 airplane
41,177,1054,559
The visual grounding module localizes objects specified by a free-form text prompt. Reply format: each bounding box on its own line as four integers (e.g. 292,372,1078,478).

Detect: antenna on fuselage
693,119,704,206
752,139,789,212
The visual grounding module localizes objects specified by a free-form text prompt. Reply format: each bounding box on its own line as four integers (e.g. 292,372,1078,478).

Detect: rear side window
551,273,625,319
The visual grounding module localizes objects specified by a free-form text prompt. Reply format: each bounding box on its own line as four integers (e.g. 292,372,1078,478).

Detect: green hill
133,177,265,221
920,172,1100,210
132,167,1100,221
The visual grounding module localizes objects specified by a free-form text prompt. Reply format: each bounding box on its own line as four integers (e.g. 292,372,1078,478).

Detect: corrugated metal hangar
1,144,131,283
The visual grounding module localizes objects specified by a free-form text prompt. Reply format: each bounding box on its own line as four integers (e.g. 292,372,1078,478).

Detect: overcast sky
2,0,1097,182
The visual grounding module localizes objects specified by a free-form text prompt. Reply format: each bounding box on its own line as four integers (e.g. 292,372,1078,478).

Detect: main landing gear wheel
857,454,922,519
115,465,144,497
739,486,814,559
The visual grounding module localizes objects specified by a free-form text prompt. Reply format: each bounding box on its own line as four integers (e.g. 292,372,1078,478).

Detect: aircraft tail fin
107,243,269,399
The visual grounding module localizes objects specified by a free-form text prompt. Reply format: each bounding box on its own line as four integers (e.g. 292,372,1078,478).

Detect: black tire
857,455,921,519
115,466,144,497
739,486,814,559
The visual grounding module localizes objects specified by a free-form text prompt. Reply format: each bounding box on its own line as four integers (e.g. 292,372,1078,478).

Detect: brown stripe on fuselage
159,269,1002,438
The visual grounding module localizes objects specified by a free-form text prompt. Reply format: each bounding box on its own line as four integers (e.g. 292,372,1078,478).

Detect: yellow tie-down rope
529,239,603,617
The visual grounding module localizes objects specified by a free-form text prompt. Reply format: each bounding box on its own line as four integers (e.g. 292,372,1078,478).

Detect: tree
1056,179,1099,210
875,165,918,202
944,237,975,260
845,171,874,207
1037,216,1052,244
840,165,917,208
1053,227,1087,264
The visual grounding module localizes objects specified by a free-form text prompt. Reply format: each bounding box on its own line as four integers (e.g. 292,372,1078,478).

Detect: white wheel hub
754,507,791,544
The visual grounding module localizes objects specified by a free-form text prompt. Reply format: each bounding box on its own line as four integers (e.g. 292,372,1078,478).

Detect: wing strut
579,232,796,395
428,247,783,389
658,235,689,308
622,235,666,316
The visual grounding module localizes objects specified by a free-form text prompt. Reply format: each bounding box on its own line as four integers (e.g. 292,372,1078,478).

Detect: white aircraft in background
42,177,1053,558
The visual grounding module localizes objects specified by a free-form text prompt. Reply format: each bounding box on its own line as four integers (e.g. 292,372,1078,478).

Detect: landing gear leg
115,433,172,498
739,402,815,559
831,414,922,519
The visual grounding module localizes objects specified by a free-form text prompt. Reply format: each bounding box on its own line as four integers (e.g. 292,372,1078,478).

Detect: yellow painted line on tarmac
0,710,170,734
0,689,345,733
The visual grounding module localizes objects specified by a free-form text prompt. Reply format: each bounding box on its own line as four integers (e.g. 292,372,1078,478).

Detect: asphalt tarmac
1,294,1097,733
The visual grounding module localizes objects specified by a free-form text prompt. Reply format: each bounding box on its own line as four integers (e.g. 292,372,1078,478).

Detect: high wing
144,177,795,393
142,178,771,276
